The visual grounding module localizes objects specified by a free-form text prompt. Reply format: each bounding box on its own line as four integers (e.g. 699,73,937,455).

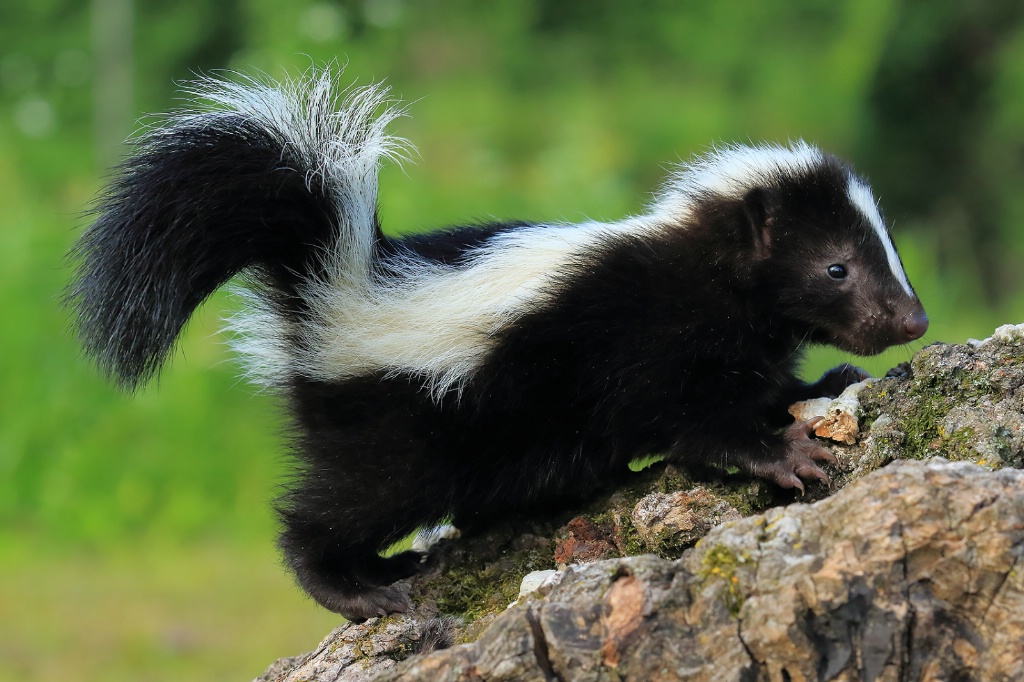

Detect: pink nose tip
904,311,929,341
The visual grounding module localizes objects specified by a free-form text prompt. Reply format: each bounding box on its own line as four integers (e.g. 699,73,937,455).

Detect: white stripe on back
291,217,663,399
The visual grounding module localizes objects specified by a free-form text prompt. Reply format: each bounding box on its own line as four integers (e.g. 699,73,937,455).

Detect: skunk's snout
902,309,929,342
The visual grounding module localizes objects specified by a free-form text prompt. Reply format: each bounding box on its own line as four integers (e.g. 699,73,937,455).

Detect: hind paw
321,585,412,622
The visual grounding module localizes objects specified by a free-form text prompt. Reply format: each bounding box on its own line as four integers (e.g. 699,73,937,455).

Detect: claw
811,448,839,466
310,583,412,622
795,416,824,435
793,460,829,480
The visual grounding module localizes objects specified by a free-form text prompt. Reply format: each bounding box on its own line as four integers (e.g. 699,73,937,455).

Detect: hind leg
280,376,460,619
276,444,442,620
277,431,446,618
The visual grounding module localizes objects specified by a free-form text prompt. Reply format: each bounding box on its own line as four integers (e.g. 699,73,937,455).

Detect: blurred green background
2,1,1023,680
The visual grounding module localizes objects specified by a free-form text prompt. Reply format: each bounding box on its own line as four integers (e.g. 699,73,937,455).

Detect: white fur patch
845,178,914,297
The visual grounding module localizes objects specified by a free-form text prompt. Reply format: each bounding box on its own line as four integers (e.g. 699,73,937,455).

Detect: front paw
753,418,838,493
810,363,871,398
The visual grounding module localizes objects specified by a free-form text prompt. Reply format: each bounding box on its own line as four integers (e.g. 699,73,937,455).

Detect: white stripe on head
846,177,914,297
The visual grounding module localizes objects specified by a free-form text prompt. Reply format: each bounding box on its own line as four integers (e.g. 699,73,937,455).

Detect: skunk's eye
826,264,848,280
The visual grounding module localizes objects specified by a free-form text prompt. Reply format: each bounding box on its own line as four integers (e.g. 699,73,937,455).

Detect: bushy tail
66,68,409,390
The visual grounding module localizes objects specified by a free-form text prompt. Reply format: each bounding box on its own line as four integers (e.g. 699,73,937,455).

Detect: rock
510,569,560,606
371,459,1024,681
553,515,618,566
630,486,741,553
254,618,423,682
968,321,1024,346
859,337,1024,471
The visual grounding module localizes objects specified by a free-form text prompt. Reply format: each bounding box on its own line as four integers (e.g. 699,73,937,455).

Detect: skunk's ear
742,187,773,259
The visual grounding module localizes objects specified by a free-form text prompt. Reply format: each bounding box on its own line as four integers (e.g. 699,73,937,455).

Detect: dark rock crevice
524,606,561,682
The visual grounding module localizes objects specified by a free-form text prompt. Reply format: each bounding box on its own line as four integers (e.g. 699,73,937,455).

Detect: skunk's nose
903,310,929,341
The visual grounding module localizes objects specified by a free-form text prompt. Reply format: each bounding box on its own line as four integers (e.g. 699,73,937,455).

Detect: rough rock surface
255,328,1024,682
630,487,742,551
860,329,1024,472
379,460,1024,681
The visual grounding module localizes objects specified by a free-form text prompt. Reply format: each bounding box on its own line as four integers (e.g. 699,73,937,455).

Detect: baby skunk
68,70,928,620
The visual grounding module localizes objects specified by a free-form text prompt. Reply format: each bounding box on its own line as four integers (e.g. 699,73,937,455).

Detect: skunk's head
657,142,928,356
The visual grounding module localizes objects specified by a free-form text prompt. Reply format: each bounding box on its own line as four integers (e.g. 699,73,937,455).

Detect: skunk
67,69,928,620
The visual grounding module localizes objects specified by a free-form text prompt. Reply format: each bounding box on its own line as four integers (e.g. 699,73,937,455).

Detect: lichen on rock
860,337,1024,470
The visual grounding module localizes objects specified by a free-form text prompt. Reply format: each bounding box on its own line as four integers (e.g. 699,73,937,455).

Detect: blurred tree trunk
92,0,134,169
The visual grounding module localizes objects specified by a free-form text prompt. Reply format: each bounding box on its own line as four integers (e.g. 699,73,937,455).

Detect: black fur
68,75,927,621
